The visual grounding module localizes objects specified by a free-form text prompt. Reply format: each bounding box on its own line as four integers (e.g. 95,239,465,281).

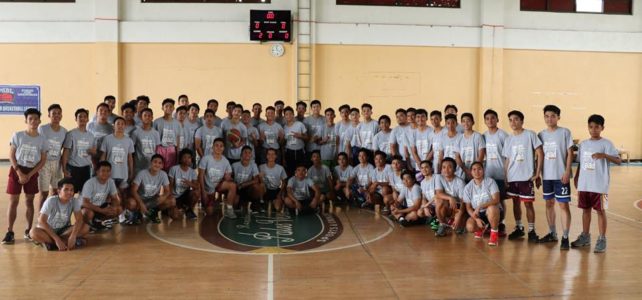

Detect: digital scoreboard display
250,10,291,42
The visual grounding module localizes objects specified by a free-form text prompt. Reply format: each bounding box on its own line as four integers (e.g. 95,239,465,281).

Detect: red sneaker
489,231,499,246
474,230,483,239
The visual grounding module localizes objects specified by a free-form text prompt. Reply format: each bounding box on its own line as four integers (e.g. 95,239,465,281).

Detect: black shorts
238,186,254,203
264,188,281,201
176,190,193,208
67,164,90,193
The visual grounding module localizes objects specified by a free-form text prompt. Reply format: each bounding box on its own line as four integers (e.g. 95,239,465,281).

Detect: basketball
227,128,242,144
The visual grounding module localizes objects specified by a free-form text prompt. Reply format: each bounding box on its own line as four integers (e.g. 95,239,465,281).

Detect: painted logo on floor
200,212,343,253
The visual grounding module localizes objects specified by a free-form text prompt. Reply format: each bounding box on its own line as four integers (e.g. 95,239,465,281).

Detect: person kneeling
169,149,200,220
233,146,263,214
127,154,177,224
390,171,422,226
463,162,502,246
81,161,122,232
285,164,321,215
30,178,89,251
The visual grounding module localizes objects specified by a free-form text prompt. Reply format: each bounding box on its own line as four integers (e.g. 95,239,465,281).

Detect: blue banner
0,85,41,115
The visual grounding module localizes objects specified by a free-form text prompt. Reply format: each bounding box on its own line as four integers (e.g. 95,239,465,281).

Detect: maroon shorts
7,166,39,195
578,191,606,211
156,145,177,172
506,181,534,202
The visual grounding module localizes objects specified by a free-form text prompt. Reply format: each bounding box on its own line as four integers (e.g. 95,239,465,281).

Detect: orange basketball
227,128,242,144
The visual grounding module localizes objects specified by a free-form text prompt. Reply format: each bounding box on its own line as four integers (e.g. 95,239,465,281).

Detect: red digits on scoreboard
284,32,289,40
266,12,275,20
255,22,260,29
281,22,286,30
268,32,273,39
258,32,263,39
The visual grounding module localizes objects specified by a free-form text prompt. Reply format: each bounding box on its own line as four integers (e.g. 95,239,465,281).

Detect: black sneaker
528,230,539,243
538,232,558,243
2,231,15,244
398,217,409,227
44,243,58,251
89,222,108,233
147,209,161,224
560,237,570,250
24,229,32,241
185,209,197,220
508,226,525,240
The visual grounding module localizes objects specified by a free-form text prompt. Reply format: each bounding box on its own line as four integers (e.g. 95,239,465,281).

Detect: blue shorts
542,180,571,202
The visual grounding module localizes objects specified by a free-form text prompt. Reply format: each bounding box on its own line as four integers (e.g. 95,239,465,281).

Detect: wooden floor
1,164,641,299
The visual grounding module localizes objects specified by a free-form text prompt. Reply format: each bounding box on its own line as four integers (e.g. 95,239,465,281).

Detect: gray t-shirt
221,121,248,160
87,121,114,152
168,165,198,197
389,171,404,193
334,165,353,183
357,120,380,150
198,155,232,194
195,125,223,157
370,164,392,193
430,129,446,172
100,134,135,180
10,131,48,168
81,177,118,206
308,165,332,191
259,164,287,190
435,174,466,202
399,184,422,207
420,175,437,202
577,138,619,194
232,161,259,185
304,115,326,152
320,124,338,161
284,121,307,151
409,127,433,165
133,169,170,198
63,129,96,167
336,121,352,151
258,122,284,150
251,117,265,128
287,177,315,201
40,195,81,230
502,130,542,182
373,130,392,157
345,124,360,149
183,119,202,151
130,127,161,173
483,128,508,180
153,117,182,147
463,177,499,210
38,124,67,161
538,127,573,180
459,131,486,169
351,163,375,188
440,132,464,178
390,125,411,160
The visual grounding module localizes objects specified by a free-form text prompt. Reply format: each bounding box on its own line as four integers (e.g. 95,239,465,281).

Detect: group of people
3,95,621,253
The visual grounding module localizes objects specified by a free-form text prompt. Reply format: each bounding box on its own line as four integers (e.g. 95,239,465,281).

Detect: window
520,0,632,14
142,0,270,3
336,0,460,8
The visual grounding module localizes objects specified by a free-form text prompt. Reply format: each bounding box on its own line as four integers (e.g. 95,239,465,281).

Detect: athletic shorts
155,145,176,173
176,190,193,208
54,224,72,236
38,160,63,191
67,164,91,193
113,178,128,190
142,196,159,210
542,180,571,202
506,181,535,202
578,191,607,211
264,188,281,201
7,165,39,195
238,186,253,203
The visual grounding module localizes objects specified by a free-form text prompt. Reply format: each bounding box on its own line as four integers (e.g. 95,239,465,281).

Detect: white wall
0,0,640,52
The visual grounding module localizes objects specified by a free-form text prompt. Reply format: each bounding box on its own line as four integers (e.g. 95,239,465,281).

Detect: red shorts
155,145,177,172
578,191,607,211
507,181,534,202
7,166,39,195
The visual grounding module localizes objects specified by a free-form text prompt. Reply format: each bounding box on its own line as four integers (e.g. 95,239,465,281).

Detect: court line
267,254,274,300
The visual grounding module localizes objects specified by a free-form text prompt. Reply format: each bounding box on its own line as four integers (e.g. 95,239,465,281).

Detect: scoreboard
250,10,292,42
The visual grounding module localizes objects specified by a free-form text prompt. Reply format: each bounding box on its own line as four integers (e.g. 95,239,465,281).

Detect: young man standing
100,117,135,194
408,109,432,171
372,115,392,161
153,98,183,172
538,105,574,249
134,95,150,126
251,102,265,127
258,106,284,165
38,104,67,208
29,178,89,251
503,110,544,242
458,113,485,180
206,99,223,127
389,109,411,170
131,108,161,174
319,108,338,169
304,100,325,162
295,101,307,123
283,106,308,176
437,114,464,179
357,103,379,164
572,114,620,253
195,109,223,159
274,100,286,126
87,103,114,164
482,109,509,235
3,108,49,244
428,110,445,173
221,105,248,165
61,109,97,194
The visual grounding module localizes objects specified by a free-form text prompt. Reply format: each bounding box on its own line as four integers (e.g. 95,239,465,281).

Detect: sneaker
528,230,539,243
224,209,238,219
474,230,483,239
488,231,499,246
498,223,507,237
435,224,447,237
560,237,570,250
538,232,558,243
24,229,32,241
508,226,525,240
455,227,466,235
89,222,108,233
382,206,390,214
571,233,591,248
360,202,373,209
430,219,440,231
147,209,161,224
74,238,87,249
43,242,58,251
185,209,197,220
2,231,15,245
593,237,607,253
398,217,409,227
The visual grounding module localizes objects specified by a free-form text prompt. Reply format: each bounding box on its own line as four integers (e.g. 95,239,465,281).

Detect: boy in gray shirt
38,104,67,207
80,161,121,231
285,163,321,214
127,155,175,224
195,109,223,158
100,117,135,190
61,108,97,193
153,98,183,172
131,108,161,174
198,138,238,218
571,114,620,253
258,106,284,165
482,109,509,235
